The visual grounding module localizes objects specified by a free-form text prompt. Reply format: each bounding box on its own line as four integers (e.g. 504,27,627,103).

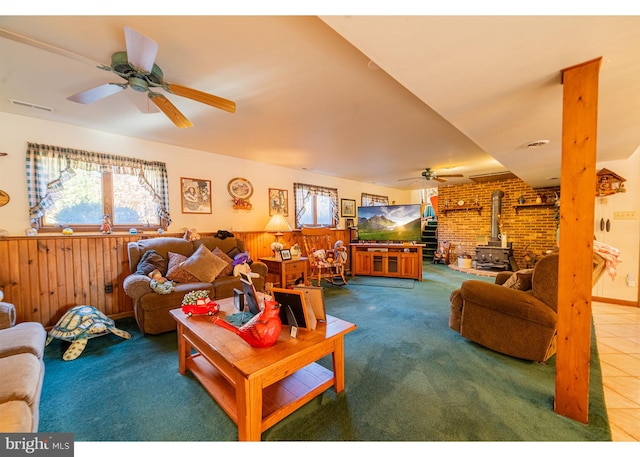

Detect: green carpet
348,276,415,288
39,263,610,443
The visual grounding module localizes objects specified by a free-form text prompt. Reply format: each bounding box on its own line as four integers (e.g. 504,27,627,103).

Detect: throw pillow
226,246,242,260
135,249,167,276
502,268,534,291
181,244,229,283
166,252,200,283
211,247,234,277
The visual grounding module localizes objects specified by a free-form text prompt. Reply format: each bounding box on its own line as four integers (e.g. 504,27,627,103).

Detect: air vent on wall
468,172,517,183
9,99,53,112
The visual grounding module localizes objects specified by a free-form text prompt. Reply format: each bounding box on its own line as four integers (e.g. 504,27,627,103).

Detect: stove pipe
491,190,505,241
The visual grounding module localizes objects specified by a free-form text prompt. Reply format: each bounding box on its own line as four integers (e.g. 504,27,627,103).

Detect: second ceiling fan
399,167,464,183
67,26,236,128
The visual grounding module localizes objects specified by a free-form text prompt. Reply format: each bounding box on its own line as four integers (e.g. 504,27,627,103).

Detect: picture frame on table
269,188,289,216
181,177,212,214
271,288,316,330
280,249,292,261
341,198,356,217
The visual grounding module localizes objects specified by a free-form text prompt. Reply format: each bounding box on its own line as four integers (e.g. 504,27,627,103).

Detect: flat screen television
357,204,422,242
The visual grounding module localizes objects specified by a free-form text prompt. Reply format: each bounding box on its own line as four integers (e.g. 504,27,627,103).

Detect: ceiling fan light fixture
128,76,148,92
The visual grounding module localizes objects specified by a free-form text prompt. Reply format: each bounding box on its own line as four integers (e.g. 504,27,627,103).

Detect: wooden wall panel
0,229,350,328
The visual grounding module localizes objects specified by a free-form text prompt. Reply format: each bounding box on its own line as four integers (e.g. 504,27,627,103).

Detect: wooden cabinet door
371,254,385,276
385,252,402,277
401,253,420,279
353,251,372,275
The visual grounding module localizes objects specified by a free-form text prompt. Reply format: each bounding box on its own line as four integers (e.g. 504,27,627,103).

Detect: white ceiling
1,15,639,189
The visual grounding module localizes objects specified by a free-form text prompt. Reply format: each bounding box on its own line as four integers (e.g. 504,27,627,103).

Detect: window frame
293,182,339,229
26,142,171,233
361,192,389,206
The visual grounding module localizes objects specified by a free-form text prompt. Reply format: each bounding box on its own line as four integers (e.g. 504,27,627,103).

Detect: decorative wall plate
227,177,253,199
0,190,9,207
457,199,465,206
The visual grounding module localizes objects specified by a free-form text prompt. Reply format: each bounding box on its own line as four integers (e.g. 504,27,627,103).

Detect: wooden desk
259,256,309,287
170,299,356,441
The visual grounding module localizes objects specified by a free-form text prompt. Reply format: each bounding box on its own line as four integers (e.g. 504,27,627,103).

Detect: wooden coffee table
170,297,356,441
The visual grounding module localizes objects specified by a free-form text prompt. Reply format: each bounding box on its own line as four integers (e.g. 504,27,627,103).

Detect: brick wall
436,178,560,269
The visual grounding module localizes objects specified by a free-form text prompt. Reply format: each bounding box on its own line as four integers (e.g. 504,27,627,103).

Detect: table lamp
264,214,291,244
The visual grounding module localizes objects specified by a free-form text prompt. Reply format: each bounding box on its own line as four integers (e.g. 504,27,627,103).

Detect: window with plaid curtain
294,183,339,228
26,142,171,229
361,193,389,206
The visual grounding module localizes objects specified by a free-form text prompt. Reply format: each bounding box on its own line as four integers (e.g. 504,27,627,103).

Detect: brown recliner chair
449,252,606,362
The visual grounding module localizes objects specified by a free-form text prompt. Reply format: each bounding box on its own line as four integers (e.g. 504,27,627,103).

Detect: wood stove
474,189,514,271
474,241,513,270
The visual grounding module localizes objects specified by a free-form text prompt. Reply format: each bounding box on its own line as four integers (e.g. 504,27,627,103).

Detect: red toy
212,300,282,348
182,298,219,317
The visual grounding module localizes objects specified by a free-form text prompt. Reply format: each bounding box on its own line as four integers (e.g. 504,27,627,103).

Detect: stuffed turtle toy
46,305,131,361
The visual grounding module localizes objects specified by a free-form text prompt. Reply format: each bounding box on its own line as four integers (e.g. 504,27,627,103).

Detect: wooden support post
555,57,602,423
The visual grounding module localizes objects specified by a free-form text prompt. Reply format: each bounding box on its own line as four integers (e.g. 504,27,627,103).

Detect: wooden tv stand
350,243,424,281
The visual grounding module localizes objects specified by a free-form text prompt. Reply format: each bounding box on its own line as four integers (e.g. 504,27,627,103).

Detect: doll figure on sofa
148,269,175,294
232,252,259,279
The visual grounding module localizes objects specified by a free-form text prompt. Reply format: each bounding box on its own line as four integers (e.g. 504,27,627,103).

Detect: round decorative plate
0,190,9,207
457,199,465,206
227,177,254,199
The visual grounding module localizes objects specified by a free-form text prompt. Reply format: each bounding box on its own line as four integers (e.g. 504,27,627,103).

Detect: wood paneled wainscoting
0,229,349,328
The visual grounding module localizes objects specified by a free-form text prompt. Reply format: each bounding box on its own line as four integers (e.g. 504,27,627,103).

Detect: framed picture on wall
341,198,356,217
181,177,212,214
269,188,289,216
345,218,354,229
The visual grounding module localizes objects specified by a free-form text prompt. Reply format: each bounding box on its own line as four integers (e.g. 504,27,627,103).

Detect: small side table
259,256,309,288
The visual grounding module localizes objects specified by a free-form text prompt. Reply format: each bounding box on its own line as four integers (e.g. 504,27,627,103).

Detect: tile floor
592,301,640,441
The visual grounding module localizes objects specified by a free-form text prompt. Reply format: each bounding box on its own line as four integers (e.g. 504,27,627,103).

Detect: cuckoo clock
596,168,626,197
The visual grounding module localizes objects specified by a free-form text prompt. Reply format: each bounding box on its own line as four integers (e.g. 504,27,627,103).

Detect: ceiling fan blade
165,83,236,113
434,177,448,183
149,93,193,128
124,26,158,73
67,83,125,104
398,176,421,182
438,174,464,178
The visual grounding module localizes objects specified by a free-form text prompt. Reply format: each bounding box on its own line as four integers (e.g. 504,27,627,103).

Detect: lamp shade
264,214,292,235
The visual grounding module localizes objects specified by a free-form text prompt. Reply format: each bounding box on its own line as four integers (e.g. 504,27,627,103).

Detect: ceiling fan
67,26,236,128
399,168,464,183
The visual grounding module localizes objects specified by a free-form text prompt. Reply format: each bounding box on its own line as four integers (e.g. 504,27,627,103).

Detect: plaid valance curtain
293,182,339,228
25,142,171,228
361,193,389,206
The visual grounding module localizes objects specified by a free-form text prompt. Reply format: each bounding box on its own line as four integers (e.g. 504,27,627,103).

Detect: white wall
0,113,414,235
592,147,640,302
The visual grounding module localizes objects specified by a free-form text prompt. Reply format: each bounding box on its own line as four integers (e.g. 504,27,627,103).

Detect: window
26,143,171,231
361,193,389,206
293,183,339,228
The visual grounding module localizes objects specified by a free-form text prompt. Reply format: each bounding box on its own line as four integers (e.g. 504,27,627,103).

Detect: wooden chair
300,227,348,287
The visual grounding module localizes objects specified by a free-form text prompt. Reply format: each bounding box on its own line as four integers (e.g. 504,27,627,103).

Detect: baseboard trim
592,296,638,307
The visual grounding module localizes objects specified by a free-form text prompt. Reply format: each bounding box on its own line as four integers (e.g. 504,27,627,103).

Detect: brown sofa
123,236,267,335
0,302,47,432
449,252,606,362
